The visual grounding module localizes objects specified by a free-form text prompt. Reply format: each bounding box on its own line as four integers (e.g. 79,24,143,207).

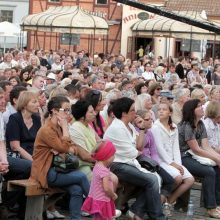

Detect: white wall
0,0,29,50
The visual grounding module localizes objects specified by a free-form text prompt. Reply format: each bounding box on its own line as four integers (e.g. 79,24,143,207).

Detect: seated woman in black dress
6,90,41,159
2,91,41,218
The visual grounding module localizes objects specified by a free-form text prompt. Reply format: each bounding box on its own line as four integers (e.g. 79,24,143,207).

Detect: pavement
61,184,217,220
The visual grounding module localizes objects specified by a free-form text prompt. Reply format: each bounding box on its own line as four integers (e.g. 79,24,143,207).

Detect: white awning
132,11,220,41
21,6,109,35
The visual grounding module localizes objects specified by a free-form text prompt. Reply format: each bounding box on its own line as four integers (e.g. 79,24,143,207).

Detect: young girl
81,140,121,220
151,103,194,206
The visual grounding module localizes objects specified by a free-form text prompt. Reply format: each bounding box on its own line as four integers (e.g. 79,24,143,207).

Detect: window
96,0,107,5
48,0,60,2
60,34,80,45
0,10,13,23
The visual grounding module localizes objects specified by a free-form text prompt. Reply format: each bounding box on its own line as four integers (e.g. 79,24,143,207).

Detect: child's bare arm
102,176,118,200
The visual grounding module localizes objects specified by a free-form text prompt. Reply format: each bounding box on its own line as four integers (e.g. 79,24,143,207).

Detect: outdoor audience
0,48,220,220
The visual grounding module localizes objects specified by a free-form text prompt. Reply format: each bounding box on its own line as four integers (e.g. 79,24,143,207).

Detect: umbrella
0,21,21,53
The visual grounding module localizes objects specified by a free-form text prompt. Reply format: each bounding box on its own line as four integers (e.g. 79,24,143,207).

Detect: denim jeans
158,167,175,197
47,168,90,220
111,162,165,220
182,155,220,208
2,156,32,208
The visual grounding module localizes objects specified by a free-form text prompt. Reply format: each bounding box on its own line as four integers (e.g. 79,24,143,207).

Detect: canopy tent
131,11,220,41
0,21,23,53
21,6,108,35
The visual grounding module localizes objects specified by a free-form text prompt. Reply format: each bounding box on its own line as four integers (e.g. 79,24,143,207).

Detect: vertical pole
213,35,216,59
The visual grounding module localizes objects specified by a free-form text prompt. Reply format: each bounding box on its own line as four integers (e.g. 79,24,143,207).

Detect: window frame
0,9,13,23
96,0,108,5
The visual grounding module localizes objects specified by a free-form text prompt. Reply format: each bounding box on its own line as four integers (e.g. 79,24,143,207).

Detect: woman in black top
6,91,41,159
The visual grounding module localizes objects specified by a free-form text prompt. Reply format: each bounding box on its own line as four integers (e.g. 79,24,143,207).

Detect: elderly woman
31,96,89,220
191,88,206,105
203,101,220,154
204,86,220,111
104,97,165,220
69,100,98,181
0,53,18,70
135,93,156,122
29,55,40,69
171,88,190,125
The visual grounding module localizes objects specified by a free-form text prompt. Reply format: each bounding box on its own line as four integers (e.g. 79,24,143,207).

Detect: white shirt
51,63,63,71
104,118,161,187
142,71,155,80
0,60,18,70
151,120,182,165
203,117,220,148
0,113,5,141
3,103,16,126
104,118,138,163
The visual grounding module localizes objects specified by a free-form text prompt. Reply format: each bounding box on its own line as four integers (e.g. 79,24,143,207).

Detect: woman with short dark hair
104,97,165,220
69,100,98,181
178,99,220,218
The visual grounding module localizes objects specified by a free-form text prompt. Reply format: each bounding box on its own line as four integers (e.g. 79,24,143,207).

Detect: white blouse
203,117,220,148
151,119,182,165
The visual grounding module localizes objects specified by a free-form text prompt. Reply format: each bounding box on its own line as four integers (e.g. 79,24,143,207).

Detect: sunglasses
156,88,162,91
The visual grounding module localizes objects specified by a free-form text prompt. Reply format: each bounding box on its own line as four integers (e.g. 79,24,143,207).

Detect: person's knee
76,171,88,183
174,175,183,186
186,176,195,185
68,185,83,197
144,174,160,190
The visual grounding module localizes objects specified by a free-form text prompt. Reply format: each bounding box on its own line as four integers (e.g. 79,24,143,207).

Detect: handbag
52,153,79,173
136,154,160,172
187,150,216,166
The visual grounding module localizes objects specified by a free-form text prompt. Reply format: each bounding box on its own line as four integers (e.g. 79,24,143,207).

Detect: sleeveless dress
81,163,115,219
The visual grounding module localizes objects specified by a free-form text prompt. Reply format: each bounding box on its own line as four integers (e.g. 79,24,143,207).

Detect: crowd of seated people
0,49,220,219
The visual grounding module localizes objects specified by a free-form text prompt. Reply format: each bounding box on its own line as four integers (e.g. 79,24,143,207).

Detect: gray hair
173,88,190,101
135,93,151,111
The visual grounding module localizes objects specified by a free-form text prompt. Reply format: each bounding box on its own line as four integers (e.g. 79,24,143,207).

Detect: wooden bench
7,179,64,220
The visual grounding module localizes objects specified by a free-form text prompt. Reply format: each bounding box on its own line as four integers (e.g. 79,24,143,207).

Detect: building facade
0,0,29,51
28,0,220,58
28,0,123,54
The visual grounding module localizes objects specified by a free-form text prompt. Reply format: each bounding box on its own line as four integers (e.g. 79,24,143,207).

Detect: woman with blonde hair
29,55,40,69
3,91,41,218
0,53,18,70
203,101,220,154
6,91,41,160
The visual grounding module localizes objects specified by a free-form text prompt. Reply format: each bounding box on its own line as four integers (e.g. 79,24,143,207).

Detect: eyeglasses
59,108,71,114
156,88,162,91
